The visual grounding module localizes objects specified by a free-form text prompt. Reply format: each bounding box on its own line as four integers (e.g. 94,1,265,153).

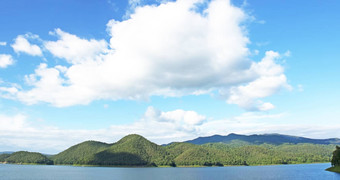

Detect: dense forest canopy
0,151,52,165
331,146,340,167
326,146,340,173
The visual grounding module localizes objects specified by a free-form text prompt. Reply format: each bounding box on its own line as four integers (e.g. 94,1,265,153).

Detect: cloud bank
1,108,339,154
0,0,289,110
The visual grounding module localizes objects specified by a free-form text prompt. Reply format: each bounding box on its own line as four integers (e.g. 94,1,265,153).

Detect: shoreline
326,166,340,173
1,161,331,168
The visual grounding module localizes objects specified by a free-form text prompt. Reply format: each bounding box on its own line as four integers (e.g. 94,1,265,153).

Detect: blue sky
0,0,339,154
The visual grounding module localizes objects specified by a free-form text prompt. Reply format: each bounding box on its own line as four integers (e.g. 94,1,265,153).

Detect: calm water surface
1,163,339,180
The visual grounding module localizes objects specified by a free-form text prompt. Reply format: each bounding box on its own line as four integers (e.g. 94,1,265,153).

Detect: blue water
0,163,339,180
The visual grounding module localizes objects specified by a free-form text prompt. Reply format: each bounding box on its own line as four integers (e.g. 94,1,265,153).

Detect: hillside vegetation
327,146,340,173
85,134,173,166
51,134,335,167
1,134,337,167
0,151,52,165
51,140,110,165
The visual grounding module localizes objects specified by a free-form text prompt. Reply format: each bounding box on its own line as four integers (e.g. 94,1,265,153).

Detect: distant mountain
184,133,340,145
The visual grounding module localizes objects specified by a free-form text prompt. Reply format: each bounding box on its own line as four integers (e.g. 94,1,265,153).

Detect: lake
0,163,339,180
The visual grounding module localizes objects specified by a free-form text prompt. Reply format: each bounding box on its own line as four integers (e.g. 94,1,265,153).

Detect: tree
331,146,340,167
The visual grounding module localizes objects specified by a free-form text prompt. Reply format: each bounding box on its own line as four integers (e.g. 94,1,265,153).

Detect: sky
0,0,339,154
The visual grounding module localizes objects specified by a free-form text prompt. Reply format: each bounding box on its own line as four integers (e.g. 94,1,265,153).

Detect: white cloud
45,29,108,64
0,87,18,95
145,106,206,128
108,107,208,143
124,0,144,19
0,107,207,153
1,0,289,110
0,54,14,68
160,108,206,126
1,109,339,154
226,51,290,110
200,116,340,140
11,34,42,56
0,42,6,46
0,114,28,131
16,63,89,107
0,113,89,153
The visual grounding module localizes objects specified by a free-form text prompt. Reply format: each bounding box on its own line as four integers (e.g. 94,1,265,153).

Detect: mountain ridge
183,133,340,145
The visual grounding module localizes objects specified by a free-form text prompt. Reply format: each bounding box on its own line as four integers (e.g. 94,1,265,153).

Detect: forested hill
0,151,52,165
1,134,338,167
51,134,336,167
52,134,173,166
184,133,340,145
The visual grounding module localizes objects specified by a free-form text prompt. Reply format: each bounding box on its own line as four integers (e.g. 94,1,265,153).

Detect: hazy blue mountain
185,133,340,145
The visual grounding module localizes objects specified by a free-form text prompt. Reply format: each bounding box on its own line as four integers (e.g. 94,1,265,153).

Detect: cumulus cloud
107,107,208,143
144,106,206,130
0,54,14,68
11,34,42,56
0,42,6,46
226,51,290,110
45,29,108,64
1,0,289,110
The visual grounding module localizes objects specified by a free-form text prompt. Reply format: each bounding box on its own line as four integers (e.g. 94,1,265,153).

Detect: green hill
0,153,11,162
52,140,110,165
327,146,340,173
0,151,52,165
87,134,172,166
165,142,197,158
174,146,227,166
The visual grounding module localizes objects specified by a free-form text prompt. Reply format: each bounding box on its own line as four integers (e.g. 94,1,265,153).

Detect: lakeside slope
1,134,338,167
326,166,340,173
